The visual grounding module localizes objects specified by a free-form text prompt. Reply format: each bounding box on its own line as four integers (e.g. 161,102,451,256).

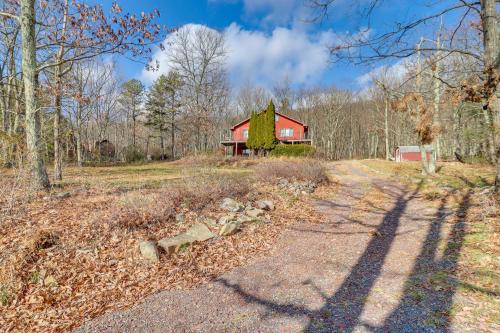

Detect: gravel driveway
75,161,467,333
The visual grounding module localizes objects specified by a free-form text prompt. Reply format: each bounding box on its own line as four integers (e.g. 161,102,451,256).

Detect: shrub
270,144,316,157
178,169,250,210
254,159,328,184
123,146,145,163
110,169,250,229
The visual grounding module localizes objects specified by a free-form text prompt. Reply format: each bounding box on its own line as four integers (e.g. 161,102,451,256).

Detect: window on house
275,115,279,121
280,128,294,137
243,129,249,139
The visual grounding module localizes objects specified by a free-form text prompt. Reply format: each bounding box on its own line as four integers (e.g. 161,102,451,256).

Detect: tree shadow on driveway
216,182,472,332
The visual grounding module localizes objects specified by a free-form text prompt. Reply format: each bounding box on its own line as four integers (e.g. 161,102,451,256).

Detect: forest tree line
0,0,499,191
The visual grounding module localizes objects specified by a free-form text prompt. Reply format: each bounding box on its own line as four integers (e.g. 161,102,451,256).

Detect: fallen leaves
0,182,326,333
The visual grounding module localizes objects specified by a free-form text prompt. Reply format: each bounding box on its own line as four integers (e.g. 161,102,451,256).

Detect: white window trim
280,128,294,137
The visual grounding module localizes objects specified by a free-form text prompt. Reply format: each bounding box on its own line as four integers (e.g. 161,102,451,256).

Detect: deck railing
220,131,312,142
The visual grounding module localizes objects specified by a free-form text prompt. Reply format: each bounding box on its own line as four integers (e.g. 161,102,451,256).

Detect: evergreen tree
263,100,277,150
246,100,277,153
246,112,256,149
119,79,145,149
145,72,183,158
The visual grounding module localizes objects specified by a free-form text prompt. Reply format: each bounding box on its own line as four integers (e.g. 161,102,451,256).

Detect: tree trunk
480,0,500,192
52,0,68,181
419,145,430,175
171,111,175,159
53,78,62,180
20,0,50,189
132,112,136,149
76,113,83,167
160,134,165,160
384,95,390,160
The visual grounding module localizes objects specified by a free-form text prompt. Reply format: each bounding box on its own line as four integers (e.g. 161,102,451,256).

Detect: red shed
394,145,434,162
221,112,312,156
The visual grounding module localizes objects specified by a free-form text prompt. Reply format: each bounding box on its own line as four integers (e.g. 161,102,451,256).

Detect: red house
221,112,312,156
394,145,434,162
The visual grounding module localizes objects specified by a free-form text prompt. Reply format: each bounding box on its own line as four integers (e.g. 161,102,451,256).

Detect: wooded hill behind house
0,1,499,332
0,0,499,191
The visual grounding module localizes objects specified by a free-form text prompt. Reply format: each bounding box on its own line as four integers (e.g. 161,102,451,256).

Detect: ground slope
75,161,478,333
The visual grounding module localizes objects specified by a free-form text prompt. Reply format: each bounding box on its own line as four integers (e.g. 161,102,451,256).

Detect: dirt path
75,161,467,333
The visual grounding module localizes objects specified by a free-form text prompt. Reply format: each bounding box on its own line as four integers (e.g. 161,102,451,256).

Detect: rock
158,234,196,254
256,200,275,211
175,213,185,223
218,213,237,225
237,215,256,224
220,198,244,212
219,221,240,236
204,218,217,227
52,192,70,199
139,241,160,262
185,223,215,241
246,208,265,218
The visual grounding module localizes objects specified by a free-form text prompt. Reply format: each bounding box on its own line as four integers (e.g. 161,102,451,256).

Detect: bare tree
169,25,229,152
309,0,499,190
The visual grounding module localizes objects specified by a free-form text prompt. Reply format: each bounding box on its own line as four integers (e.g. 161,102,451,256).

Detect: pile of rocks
138,198,275,262
277,178,317,195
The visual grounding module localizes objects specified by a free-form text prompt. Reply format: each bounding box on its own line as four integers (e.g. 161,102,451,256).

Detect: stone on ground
219,221,240,236
220,198,244,212
218,213,237,225
204,218,217,227
237,215,256,224
186,223,215,241
255,200,275,211
175,213,185,223
139,240,160,262
158,234,196,254
245,208,265,218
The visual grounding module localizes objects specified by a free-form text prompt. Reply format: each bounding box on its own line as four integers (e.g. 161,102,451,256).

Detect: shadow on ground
216,180,472,332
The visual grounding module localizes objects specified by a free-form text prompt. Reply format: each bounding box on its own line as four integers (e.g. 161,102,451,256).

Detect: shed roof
396,145,433,153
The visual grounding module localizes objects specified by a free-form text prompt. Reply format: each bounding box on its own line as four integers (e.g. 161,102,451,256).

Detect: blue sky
108,0,465,91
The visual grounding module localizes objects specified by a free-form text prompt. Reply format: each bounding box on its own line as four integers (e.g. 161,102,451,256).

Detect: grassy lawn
360,160,495,191
360,159,499,329
1,160,253,190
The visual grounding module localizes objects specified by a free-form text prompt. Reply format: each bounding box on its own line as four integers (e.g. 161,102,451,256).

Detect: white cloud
356,60,408,87
225,23,335,88
142,23,335,90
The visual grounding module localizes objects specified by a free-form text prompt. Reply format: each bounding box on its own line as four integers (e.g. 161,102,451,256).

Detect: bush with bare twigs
0,166,38,224
109,169,251,229
176,154,258,168
254,159,328,185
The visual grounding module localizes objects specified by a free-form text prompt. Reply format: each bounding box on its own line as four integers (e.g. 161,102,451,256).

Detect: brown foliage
0,168,324,333
461,67,500,107
392,92,439,144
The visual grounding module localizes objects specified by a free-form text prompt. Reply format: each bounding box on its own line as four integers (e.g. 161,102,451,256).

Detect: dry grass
176,154,258,169
360,160,494,192
109,170,251,230
254,158,328,184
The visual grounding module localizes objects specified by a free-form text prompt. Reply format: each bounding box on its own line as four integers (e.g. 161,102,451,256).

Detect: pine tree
247,112,256,149
263,100,277,150
145,72,183,158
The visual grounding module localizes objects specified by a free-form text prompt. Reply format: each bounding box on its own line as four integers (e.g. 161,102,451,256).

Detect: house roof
230,112,308,130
